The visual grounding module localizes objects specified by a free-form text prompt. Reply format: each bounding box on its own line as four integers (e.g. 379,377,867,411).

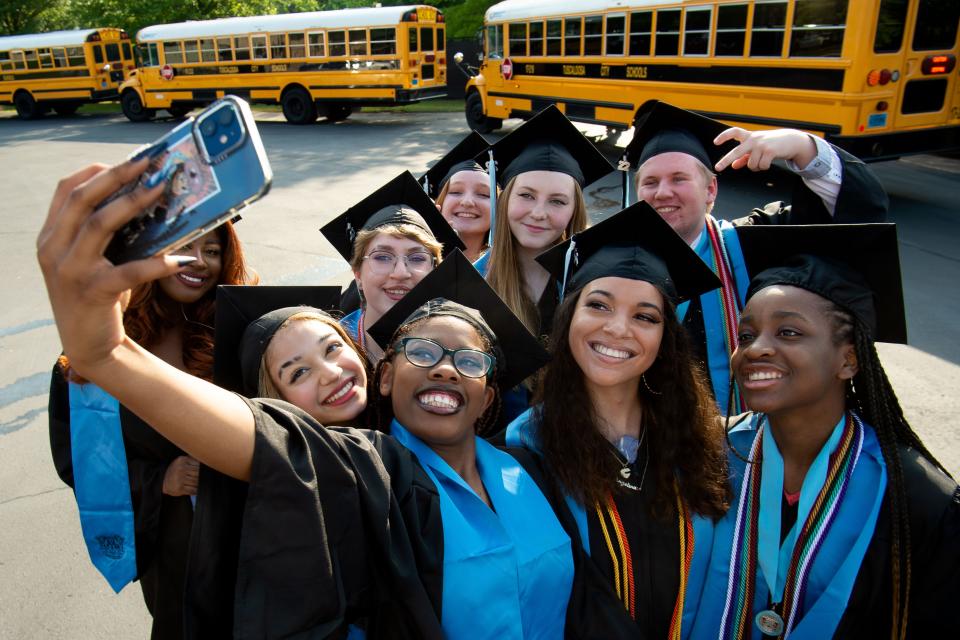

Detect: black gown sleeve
188,397,444,640
48,362,74,488
732,145,889,227
836,446,960,639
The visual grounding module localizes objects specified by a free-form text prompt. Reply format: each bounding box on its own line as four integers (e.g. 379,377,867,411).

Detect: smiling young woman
691,224,960,640
48,219,255,638
506,204,730,639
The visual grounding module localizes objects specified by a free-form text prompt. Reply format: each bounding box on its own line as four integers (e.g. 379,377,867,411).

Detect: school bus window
655,9,681,56
184,40,200,63
52,47,67,67
437,27,445,50
420,26,435,51
873,0,907,53
789,0,847,57
546,19,562,55
486,24,502,58
410,27,419,53
216,37,233,61
716,4,748,55
233,36,250,61
751,1,787,56
349,29,368,56
23,49,38,69
564,17,582,56
200,38,216,62
123,42,133,60
105,43,121,62
66,46,84,67
912,0,960,51
370,28,395,55
38,48,54,68
584,15,603,55
0,51,9,71
629,11,652,55
270,34,287,59
308,32,325,57
252,35,268,60
684,8,712,55
329,30,346,56
606,14,626,56
529,21,544,55
289,32,306,58
93,45,104,64
509,23,528,57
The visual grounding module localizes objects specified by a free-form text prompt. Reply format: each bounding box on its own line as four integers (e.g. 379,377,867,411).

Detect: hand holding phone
104,96,272,264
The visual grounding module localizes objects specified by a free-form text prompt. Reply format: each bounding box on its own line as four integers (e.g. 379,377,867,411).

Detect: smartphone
104,96,272,264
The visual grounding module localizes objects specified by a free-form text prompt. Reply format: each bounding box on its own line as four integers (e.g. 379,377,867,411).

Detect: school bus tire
167,105,191,119
281,86,318,125
53,102,80,117
325,104,352,122
121,90,155,123
465,91,501,134
13,91,41,120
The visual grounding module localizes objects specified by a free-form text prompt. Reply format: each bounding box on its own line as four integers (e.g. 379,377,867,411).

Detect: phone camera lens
200,118,217,137
218,108,236,127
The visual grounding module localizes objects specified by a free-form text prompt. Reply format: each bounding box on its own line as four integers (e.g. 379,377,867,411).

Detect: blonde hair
486,175,587,334
348,223,443,272
257,311,364,399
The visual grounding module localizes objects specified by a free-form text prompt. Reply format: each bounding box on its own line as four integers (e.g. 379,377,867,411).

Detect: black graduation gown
184,398,444,640
48,362,193,640
834,446,960,639
506,447,677,639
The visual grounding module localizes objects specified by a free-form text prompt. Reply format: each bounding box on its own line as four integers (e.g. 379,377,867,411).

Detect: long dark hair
825,301,949,639
536,286,730,518
369,315,502,436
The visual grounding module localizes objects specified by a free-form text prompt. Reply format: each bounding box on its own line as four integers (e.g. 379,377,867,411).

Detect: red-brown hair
60,221,256,382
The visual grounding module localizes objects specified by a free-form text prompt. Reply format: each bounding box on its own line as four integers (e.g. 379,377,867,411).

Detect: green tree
0,0,65,34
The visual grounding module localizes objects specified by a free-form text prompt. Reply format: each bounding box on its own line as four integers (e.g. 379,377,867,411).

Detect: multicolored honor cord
704,216,743,415
719,414,864,639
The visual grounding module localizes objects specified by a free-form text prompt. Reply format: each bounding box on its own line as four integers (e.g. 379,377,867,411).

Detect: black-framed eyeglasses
362,250,436,275
396,337,495,378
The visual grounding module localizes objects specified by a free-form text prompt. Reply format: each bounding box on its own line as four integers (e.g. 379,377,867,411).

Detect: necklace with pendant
611,429,649,491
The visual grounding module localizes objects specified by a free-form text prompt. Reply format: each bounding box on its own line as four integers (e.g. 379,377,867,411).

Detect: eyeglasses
362,251,436,275
396,337,495,378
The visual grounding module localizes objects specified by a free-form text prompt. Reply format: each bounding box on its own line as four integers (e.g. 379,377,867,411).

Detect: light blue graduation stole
676,217,748,415
690,413,887,640
339,308,362,345
472,250,490,277
393,419,572,639
505,407,714,639
68,382,137,593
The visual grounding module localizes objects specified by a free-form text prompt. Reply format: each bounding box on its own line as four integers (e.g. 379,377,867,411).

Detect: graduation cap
479,104,614,189
536,201,721,303
419,131,490,200
367,250,549,390
736,223,906,344
214,285,342,395
320,171,464,263
625,101,735,170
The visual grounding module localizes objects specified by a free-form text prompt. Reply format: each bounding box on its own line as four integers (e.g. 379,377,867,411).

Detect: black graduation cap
419,131,490,200
367,250,549,390
625,101,736,170
536,201,721,303
214,285,342,395
478,104,615,188
320,171,464,263
736,223,906,344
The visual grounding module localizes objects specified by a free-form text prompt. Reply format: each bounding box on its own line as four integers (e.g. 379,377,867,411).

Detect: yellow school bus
0,28,134,119
120,5,447,124
463,0,960,159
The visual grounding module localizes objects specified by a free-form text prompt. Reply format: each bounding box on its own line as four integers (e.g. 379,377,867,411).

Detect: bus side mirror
454,52,463,64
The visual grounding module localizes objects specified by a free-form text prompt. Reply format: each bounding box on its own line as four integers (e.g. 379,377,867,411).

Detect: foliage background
0,0,497,41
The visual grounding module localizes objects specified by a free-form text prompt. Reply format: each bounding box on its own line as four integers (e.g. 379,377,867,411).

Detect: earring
642,373,662,396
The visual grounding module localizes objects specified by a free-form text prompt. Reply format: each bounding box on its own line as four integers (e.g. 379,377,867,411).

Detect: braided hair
825,301,950,640
368,314,503,437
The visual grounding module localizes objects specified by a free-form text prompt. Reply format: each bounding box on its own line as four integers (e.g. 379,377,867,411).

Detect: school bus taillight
866,69,894,86
922,55,956,75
